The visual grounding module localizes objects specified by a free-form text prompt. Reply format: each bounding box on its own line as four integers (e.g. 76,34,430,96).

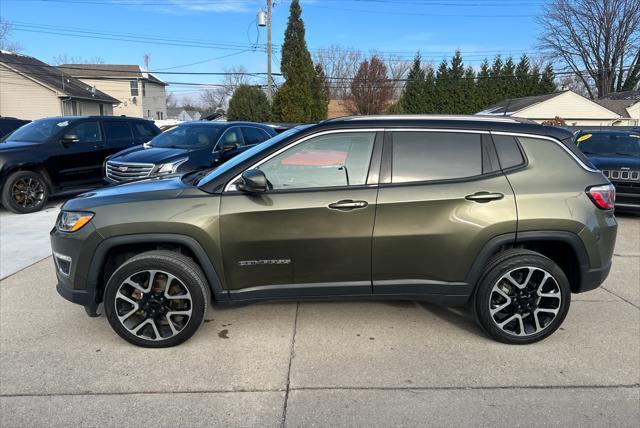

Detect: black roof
0,51,120,104
320,115,574,141
57,63,167,86
477,92,565,115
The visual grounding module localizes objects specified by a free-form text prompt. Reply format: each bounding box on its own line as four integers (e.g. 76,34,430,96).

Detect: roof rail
325,114,520,123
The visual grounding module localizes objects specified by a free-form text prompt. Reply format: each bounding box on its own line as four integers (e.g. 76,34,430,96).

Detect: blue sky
1,0,546,99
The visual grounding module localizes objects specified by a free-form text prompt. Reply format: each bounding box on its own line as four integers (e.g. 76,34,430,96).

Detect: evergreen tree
423,66,437,113
502,56,516,98
398,53,427,113
227,85,271,122
462,66,478,114
476,58,492,111
515,54,531,96
271,0,324,122
434,59,451,113
488,55,505,105
528,64,542,96
448,50,465,114
538,63,557,94
312,63,329,119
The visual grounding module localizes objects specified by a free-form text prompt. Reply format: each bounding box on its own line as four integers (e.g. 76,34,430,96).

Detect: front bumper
612,181,640,212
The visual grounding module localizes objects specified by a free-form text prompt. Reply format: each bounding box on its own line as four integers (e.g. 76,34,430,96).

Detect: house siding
77,77,166,119
142,82,168,120
0,64,62,119
514,91,620,126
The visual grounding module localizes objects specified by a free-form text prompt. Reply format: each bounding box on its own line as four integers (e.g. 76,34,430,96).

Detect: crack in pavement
281,302,300,428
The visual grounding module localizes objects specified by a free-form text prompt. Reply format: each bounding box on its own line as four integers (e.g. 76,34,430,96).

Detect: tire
1,170,49,214
474,249,571,345
103,250,211,348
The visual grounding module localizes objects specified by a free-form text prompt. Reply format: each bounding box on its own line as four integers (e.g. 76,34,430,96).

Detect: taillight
587,184,615,210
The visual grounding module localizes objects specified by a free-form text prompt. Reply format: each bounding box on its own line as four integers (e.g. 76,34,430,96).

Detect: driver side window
257,132,376,190
68,121,102,144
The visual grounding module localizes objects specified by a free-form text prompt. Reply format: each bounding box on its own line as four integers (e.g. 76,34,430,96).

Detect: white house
58,64,168,120
477,90,630,126
0,51,119,120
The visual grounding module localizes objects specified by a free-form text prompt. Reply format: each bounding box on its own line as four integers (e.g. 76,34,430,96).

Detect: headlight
156,158,188,174
57,211,94,232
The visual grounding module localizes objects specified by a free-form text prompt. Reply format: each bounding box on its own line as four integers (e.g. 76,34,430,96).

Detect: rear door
103,120,137,154
372,130,517,296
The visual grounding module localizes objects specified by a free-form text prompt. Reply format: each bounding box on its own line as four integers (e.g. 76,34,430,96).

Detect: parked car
51,116,617,347
0,117,30,139
0,116,160,213
104,121,277,184
575,130,640,212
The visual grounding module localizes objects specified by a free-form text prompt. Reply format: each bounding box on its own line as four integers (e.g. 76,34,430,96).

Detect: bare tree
314,45,363,99
0,20,22,53
385,55,411,100
538,0,640,98
200,87,226,110
166,92,178,108
51,53,105,65
347,56,393,115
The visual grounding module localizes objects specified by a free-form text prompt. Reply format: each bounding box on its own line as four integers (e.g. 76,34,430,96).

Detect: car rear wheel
474,249,571,344
1,170,49,214
104,250,211,348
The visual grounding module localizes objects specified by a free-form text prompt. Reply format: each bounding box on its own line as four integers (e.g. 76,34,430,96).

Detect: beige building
477,90,637,126
0,51,119,120
58,64,168,120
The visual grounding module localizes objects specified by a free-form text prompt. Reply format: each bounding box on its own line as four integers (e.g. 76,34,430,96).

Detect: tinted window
257,132,376,190
493,135,525,169
242,127,270,145
6,118,70,142
149,124,222,149
103,121,133,141
391,132,482,183
68,121,102,143
218,128,245,147
577,132,640,157
134,122,158,138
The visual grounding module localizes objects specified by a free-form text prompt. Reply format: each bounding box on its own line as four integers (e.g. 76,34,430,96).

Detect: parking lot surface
0,215,638,427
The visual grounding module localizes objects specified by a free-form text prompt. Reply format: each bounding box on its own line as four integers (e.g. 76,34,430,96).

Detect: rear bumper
577,261,612,293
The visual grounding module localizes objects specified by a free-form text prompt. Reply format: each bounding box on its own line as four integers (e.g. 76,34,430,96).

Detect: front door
219,130,382,299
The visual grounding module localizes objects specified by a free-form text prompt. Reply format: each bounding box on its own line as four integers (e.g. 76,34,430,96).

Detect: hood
0,140,40,152
110,145,192,164
586,154,640,170
63,175,190,210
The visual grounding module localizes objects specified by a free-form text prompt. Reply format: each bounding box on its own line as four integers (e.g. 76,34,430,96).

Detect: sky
0,0,548,101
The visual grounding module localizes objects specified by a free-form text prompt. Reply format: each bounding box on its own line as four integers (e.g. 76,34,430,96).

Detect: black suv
0,116,160,213
0,117,30,139
575,130,640,212
104,122,277,183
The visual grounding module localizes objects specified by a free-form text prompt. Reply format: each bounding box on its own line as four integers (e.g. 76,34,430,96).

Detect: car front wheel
104,250,211,348
474,249,571,344
1,170,49,214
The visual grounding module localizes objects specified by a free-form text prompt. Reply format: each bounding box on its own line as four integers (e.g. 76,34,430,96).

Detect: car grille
601,169,640,181
106,161,155,182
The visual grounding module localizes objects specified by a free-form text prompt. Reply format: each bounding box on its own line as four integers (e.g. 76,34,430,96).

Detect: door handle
328,199,368,210
465,192,504,203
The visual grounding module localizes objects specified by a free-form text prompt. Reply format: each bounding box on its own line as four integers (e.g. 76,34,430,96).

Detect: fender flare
87,233,228,303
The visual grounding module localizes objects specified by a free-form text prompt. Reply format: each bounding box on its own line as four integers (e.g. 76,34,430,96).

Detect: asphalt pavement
0,215,638,427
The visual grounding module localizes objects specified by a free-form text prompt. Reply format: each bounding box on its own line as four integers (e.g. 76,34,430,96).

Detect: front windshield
149,124,223,149
197,125,310,187
577,133,640,157
6,118,69,142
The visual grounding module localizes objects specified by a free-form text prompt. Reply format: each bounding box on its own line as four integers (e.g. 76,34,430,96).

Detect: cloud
167,0,256,13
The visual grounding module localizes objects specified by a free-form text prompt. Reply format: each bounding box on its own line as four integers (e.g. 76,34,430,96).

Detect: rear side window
134,122,159,138
103,121,133,142
242,127,271,145
391,132,482,183
492,135,525,169
219,128,245,147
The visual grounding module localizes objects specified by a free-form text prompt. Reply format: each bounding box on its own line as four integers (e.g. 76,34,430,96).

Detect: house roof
0,51,120,104
594,99,635,117
599,90,640,101
166,107,185,117
477,92,566,116
57,63,167,86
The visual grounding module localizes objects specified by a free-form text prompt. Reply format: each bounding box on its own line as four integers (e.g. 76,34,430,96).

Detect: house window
130,80,139,96
156,111,163,120
142,81,146,96
99,104,104,115
147,109,151,118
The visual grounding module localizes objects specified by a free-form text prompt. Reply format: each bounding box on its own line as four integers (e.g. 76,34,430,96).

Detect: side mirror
61,134,80,144
218,141,238,152
237,169,268,193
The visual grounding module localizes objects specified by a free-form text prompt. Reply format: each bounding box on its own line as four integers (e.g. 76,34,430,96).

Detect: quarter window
493,135,525,169
218,128,245,147
257,132,376,190
242,127,270,145
391,132,482,183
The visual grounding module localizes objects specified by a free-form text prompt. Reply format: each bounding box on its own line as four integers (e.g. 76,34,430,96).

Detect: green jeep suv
50,116,617,347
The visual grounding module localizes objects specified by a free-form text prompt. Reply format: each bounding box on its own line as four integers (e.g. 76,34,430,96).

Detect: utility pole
266,0,272,98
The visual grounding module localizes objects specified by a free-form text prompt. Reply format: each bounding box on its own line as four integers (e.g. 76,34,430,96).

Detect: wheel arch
88,234,228,304
0,162,54,193
466,231,590,294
